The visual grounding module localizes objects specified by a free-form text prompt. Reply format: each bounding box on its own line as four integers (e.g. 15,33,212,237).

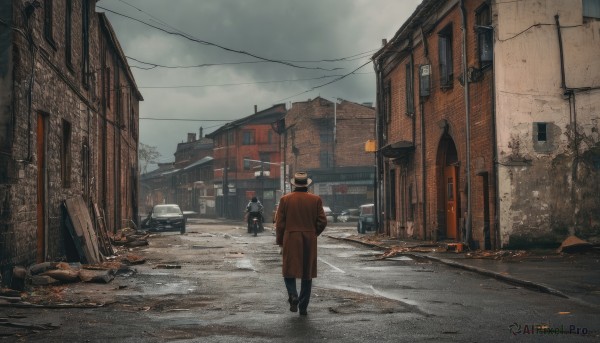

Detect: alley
1,218,598,342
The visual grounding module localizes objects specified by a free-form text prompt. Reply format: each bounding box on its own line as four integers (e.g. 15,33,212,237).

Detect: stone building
283,97,376,212
373,0,600,249
0,0,141,281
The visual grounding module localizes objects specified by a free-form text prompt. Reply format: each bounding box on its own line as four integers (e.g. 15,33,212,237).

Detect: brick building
373,0,600,249
283,97,376,212
0,1,141,280
207,104,286,220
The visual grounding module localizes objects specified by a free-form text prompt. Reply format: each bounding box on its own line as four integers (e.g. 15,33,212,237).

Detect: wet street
1,219,598,342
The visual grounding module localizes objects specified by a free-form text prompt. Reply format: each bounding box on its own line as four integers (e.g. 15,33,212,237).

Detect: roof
97,13,143,100
206,103,286,138
183,156,214,170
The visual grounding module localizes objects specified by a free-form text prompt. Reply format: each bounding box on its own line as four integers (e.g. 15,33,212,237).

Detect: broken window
438,25,453,87
476,4,493,68
61,119,72,188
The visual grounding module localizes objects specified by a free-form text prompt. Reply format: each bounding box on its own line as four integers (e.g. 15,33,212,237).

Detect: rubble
557,235,594,253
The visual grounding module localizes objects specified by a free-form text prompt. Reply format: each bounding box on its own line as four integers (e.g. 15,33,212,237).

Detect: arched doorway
436,133,460,240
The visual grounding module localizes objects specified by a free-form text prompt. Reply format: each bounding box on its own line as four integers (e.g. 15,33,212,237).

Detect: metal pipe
460,0,472,246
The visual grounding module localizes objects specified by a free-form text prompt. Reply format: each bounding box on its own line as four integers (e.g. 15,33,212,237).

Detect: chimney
382,39,387,46
199,126,203,138
254,105,257,114
187,133,196,142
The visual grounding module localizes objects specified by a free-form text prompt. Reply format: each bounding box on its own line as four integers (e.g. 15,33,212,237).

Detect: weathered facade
494,0,600,247
283,97,376,212
373,0,600,249
207,104,286,220
0,1,141,281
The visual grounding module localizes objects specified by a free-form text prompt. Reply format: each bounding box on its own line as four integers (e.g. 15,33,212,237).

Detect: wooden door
444,166,457,239
36,114,46,262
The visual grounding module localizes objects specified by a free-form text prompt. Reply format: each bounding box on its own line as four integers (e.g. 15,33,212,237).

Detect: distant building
139,130,215,217
0,0,142,279
373,0,600,249
207,104,286,220
283,97,376,212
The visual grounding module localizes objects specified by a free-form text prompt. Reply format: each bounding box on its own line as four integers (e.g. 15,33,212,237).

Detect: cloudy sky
97,0,420,166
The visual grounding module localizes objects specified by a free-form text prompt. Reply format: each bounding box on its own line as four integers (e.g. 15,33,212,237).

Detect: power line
116,0,378,65
276,60,373,102
140,118,233,122
134,73,372,89
97,5,342,72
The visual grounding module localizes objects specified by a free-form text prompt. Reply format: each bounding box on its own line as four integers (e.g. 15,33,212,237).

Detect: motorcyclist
246,196,264,233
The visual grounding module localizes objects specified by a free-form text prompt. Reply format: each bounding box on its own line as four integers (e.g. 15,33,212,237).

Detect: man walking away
275,172,327,315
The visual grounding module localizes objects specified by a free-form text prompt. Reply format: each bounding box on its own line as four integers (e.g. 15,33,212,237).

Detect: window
537,123,547,142
61,119,72,188
227,131,235,146
583,0,600,19
384,82,391,124
388,169,396,220
476,4,493,67
244,157,251,170
105,67,111,108
319,151,332,168
319,125,333,143
242,131,255,145
438,25,453,87
43,0,56,49
65,0,73,69
405,62,415,115
268,130,273,144
82,0,90,88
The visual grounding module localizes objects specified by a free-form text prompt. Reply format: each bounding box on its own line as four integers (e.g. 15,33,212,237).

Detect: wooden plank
64,197,101,264
93,202,114,256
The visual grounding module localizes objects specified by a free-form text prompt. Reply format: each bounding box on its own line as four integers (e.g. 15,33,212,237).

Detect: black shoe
299,309,307,315
289,295,298,312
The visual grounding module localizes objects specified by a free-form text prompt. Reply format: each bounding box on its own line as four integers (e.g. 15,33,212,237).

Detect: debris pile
465,250,528,260
111,227,149,248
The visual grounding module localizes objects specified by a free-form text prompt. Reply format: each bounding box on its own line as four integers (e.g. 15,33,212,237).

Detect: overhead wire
97,5,343,72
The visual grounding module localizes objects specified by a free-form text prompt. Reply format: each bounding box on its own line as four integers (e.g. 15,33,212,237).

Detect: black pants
284,278,312,311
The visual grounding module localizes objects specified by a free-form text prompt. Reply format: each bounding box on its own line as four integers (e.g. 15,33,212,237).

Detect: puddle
387,256,413,261
235,259,256,271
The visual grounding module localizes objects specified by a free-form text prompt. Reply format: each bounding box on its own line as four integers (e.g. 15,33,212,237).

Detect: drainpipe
555,14,578,235
373,59,383,234
490,32,500,250
419,26,429,241
460,0,473,246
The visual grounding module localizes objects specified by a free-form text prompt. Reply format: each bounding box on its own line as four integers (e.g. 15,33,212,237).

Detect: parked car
338,208,360,222
357,203,375,233
141,204,186,234
323,206,334,223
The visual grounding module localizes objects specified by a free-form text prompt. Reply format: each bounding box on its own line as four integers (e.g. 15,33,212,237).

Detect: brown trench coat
275,190,327,280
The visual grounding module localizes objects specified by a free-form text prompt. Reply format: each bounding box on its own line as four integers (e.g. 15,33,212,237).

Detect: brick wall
376,0,497,248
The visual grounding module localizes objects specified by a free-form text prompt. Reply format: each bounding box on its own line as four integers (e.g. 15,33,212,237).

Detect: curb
326,234,569,299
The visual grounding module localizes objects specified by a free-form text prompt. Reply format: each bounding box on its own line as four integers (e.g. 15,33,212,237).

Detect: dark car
357,203,375,234
142,204,186,234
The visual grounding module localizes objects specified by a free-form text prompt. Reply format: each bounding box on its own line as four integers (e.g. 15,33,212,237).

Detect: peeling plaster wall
495,0,600,247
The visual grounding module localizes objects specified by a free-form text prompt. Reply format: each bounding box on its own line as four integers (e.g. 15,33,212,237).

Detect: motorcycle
247,212,264,236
